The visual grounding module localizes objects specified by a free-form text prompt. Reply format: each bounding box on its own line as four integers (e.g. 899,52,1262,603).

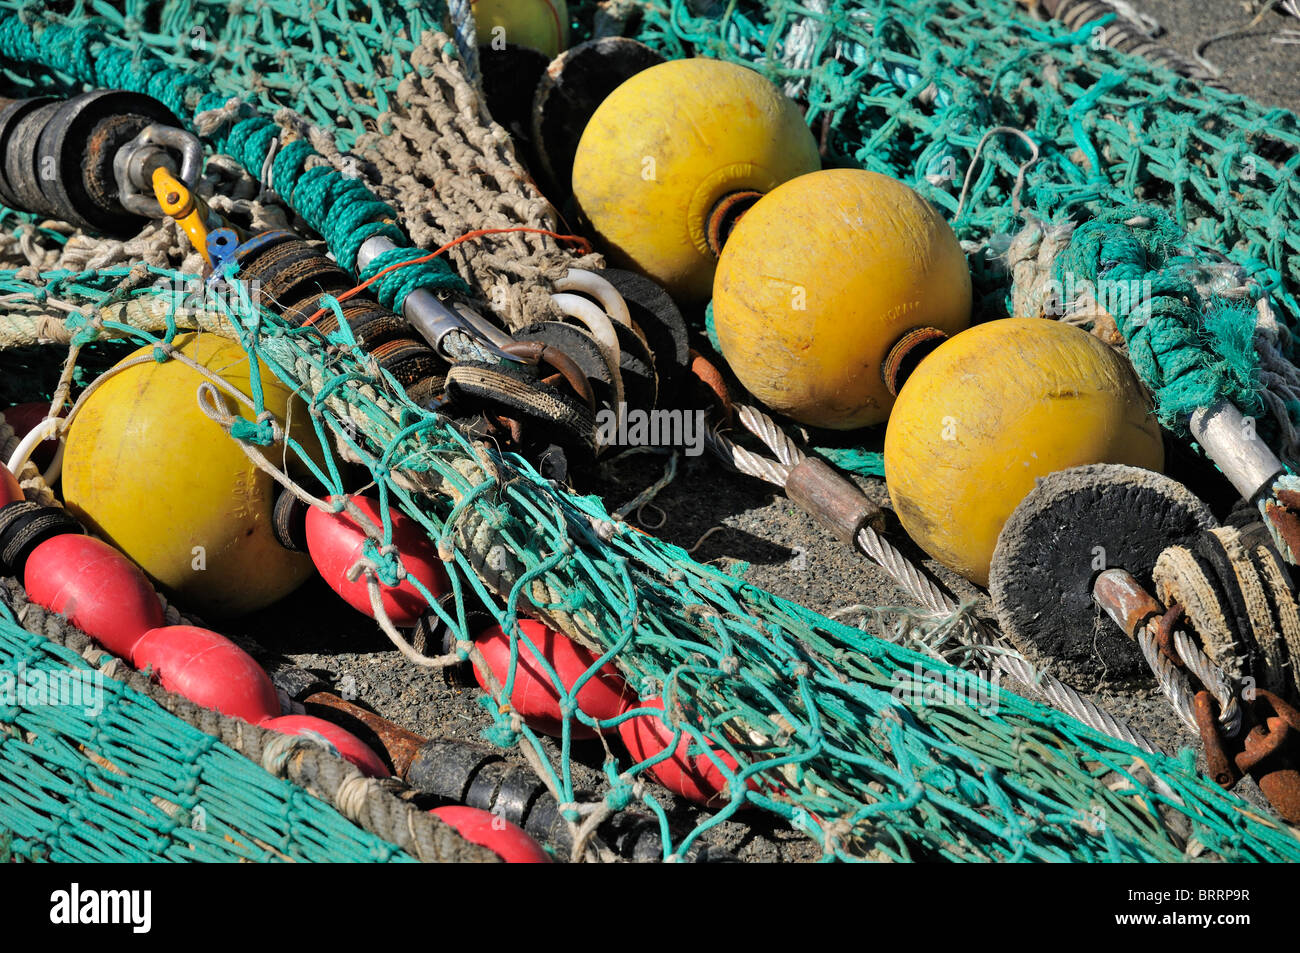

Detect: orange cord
302,226,594,327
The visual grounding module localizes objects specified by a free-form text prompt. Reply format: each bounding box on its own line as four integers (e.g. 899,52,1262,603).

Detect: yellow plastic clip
152,167,216,265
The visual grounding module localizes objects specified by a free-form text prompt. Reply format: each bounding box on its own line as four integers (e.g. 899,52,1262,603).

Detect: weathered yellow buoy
884,318,1164,586
713,169,971,430
571,58,820,301
472,0,568,59
63,333,320,617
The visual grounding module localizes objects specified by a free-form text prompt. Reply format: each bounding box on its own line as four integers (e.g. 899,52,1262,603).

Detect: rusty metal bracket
1262,487,1300,565
1193,690,1242,789
1234,688,1300,824
1153,602,1188,671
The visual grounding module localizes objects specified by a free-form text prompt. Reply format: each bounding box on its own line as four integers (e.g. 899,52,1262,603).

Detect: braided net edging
0,577,498,862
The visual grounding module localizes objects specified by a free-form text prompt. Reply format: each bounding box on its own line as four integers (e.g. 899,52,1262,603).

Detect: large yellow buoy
472,0,568,59
63,334,320,617
571,58,820,301
884,318,1164,586
713,169,971,430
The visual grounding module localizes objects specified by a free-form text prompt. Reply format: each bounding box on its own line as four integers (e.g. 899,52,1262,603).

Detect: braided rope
713,404,1162,754
0,579,500,863
354,33,604,330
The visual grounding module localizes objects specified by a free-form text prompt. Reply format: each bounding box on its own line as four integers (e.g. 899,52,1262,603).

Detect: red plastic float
304,495,448,627
260,714,389,778
473,618,628,739
0,466,20,505
430,806,551,863
131,625,281,724
2,402,61,470
23,534,164,658
618,696,752,808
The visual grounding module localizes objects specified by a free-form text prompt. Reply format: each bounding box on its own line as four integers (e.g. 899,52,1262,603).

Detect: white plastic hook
6,416,62,479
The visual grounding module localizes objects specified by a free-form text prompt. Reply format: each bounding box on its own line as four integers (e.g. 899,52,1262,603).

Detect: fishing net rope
0,576,495,862
0,0,1296,861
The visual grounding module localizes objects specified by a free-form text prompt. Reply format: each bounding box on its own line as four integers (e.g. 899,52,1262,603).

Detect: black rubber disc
599,267,689,398
513,319,613,408
0,97,55,212
990,463,1218,684
612,319,657,413
444,360,597,454
478,43,552,152
531,37,665,202
3,100,61,220
38,90,181,235
239,239,352,311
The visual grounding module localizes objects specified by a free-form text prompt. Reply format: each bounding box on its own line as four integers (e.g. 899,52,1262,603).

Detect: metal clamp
113,123,203,217
355,235,518,362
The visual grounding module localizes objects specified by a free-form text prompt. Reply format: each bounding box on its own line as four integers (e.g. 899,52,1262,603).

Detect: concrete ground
1134,0,1300,112
229,0,1298,861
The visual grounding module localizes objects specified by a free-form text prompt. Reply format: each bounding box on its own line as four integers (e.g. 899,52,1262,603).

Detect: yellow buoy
884,318,1164,586
472,0,568,59
713,169,972,430
63,333,320,617
572,58,820,301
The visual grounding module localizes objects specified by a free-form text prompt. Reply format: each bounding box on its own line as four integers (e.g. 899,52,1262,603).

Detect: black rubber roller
0,501,84,577
271,488,310,552
612,320,657,414
339,302,412,349
238,238,353,313
411,595,491,687
514,320,613,408
444,360,596,453
47,90,181,234
291,296,411,349
0,90,182,235
531,38,665,203
989,464,1217,684
369,338,444,392
0,96,55,212
3,99,61,220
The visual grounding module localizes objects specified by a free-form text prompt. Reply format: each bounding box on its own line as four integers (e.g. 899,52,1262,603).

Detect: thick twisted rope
711,404,1162,754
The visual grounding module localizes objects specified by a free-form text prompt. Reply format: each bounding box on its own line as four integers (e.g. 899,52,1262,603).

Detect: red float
618,696,752,808
259,714,389,778
304,495,448,627
23,534,164,658
131,625,280,724
473,618,628,739
430,806,551,863
0,466,20,506
2,402,61,470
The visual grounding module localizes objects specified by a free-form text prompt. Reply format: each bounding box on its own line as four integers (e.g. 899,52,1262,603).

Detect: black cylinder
0,90,180,235
0,96,55,212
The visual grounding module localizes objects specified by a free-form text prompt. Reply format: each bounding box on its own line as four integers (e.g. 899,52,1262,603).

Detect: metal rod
1188,399,1285,502
356,235,515,358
